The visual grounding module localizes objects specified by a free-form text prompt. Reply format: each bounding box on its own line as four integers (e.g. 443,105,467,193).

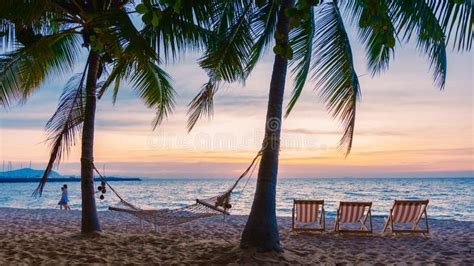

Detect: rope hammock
94,151,262,227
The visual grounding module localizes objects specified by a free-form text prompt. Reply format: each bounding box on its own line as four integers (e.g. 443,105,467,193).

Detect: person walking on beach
58,184,71,210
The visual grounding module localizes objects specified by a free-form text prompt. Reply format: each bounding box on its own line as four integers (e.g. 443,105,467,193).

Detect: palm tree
0,0,210,233
188,0,472,251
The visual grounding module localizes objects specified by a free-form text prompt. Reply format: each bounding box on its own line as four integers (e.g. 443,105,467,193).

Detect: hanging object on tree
97,181,107,200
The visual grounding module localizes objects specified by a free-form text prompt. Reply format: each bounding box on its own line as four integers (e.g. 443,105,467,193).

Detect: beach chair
334,201,372,234
292,200,325,232
382,200,429,235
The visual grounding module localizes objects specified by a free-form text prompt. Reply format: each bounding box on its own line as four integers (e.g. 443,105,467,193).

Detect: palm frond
141,15,211,62
390,0,447,89
99,8,158,61
97,57,127,103
286,7,315,117
313,1,361,156
33,71,86,197
1,0,72,47
431,0,472,51
0,0,56,24
99,51,175,128
244,0,279,76
97,48,174,129
198,1,254,83
0,32,82,107
185,1,255,133
0,54,20,106
129,60,175,129
187,80,218,132
141,1,217,62
344,0,396,75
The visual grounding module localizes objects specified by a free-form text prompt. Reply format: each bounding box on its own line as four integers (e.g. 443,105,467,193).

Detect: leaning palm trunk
240,0,293,252
81,51,101,233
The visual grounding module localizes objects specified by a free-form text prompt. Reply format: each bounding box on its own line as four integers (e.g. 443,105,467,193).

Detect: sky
0,25,473,179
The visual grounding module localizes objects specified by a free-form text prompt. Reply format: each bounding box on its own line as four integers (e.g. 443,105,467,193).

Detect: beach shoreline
0,208,472,264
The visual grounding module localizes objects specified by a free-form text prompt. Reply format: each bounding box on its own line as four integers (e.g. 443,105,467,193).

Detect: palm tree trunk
240,0,293,252
81,51,101,233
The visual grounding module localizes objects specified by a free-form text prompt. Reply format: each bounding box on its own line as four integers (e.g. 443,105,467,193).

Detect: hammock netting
97,151,261,227
109,193,231,226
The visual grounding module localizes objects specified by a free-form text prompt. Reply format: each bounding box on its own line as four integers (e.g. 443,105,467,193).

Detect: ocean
0,177,472,221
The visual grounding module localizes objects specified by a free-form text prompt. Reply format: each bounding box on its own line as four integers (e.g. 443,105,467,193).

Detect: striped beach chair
334,201,372,234
292,200,325,232
382,200,429,235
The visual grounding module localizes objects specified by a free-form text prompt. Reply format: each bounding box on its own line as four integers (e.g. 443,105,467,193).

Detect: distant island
0,168,141,183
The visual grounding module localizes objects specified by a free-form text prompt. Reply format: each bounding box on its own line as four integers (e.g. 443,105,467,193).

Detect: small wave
1,178,473,221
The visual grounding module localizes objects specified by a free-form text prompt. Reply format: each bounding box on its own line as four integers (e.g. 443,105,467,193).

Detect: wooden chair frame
382,200,429,235
291,199,325,232
334,201,373,234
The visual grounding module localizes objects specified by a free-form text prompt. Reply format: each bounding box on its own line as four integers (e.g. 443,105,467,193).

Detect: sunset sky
1,28,473,178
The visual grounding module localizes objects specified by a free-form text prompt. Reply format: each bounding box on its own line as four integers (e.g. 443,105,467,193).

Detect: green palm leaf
97,56,127,103
344,0,397,75
0,32,82,107
0,0,55,25
92,9,176,128
141,1,216,61
98,54,175,129
33,71,86,197
187,80,218,132
131,60,175,128
198,1,254,83
390,0,447,89
286,7,315,117
313,1,361,155
432,0,472,51
101,56,175,128
185,1,254,131
244,0,279,76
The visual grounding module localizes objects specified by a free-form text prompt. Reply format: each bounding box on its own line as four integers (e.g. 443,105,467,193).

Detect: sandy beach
0,208,472,264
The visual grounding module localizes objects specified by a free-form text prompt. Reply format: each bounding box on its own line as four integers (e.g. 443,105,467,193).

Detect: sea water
0,177,472,221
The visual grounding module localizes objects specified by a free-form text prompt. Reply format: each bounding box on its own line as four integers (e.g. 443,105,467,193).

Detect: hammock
95,151,261,227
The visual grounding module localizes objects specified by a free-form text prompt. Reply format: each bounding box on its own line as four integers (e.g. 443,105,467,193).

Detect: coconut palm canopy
0,0,222,233
177,0,472,251
188,0,472,155
0,0,223,193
